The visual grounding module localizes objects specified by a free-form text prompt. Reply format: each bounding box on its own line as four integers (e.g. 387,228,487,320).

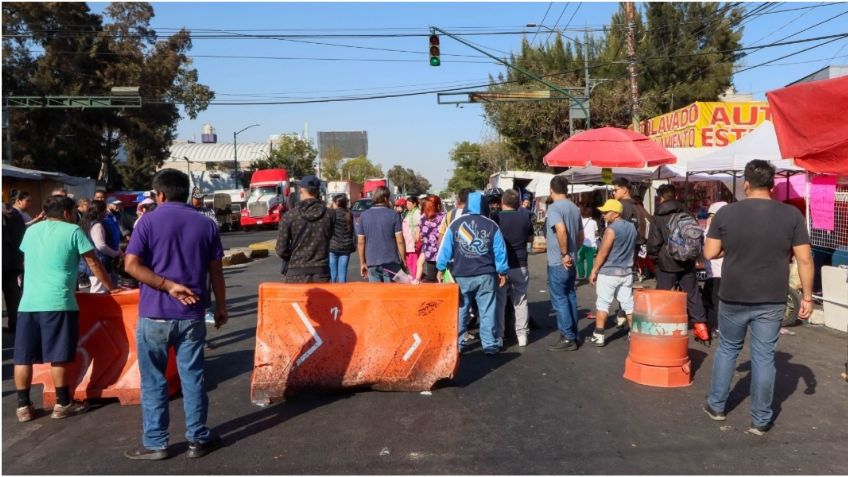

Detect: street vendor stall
767,75,848,343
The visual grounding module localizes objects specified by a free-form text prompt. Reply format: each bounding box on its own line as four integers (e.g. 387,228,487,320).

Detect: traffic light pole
430,26,589,128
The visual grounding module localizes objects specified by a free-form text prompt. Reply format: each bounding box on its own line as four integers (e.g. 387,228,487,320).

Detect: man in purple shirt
123,169,228,460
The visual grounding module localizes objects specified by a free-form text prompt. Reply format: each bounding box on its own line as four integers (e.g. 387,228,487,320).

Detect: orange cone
624,289,693,387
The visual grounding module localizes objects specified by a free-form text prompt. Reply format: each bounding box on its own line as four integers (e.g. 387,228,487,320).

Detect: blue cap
301,175,321,189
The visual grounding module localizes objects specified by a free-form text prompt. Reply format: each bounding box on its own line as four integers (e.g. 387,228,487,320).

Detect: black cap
301,175,321,189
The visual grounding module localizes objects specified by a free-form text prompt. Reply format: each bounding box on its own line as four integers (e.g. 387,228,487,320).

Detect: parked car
351,198,373,226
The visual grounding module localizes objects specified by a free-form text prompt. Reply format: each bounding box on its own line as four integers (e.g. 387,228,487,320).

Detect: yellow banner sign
640,102,771,148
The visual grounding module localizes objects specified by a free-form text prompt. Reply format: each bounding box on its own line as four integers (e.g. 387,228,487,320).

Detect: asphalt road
3,232,847,474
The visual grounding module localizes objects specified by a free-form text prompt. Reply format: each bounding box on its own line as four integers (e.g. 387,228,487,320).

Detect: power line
530,3,554,46
545,4,570,45
746,2,820,47
746,7,848,55
735,34,848,74
561,2,583,43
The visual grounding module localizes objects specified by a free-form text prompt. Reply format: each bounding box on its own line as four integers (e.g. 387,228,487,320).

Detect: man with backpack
647,184,710,346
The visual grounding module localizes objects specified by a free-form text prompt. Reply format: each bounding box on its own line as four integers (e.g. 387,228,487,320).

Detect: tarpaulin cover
543,127,677,168
766,76,848,175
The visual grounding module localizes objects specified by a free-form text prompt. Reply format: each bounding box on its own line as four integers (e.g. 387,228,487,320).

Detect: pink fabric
810,175,837,231
405,253,419,278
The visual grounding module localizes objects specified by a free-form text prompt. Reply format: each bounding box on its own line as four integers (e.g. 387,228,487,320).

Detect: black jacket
276,198,335,276
2,206,25,273
647,199,695,273
329,208,356,254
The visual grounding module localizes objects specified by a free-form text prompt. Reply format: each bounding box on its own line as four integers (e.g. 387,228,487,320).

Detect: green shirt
18,220,94,312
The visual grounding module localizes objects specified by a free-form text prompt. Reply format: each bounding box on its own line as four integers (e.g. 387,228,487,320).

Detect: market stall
767,75,848,339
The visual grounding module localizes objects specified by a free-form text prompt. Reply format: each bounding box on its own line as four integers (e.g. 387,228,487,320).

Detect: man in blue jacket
437,191,509,355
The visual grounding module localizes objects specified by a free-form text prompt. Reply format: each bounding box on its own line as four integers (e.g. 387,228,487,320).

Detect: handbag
280,222,309,275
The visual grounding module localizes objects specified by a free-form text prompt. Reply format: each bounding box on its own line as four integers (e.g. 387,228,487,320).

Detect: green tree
387,165,431,196
446,141,490,193
341,156,382,183
481,2,744,163
2,2,214,189
320,147,344,181
251,134,317,179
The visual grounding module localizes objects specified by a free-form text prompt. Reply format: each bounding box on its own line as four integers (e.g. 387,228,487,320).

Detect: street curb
248,239,276,251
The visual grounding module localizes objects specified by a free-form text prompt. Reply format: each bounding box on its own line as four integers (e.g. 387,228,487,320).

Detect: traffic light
429,34,440,66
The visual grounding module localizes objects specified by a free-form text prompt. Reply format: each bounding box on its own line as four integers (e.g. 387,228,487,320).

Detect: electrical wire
747,7,848,54
530,3,554,46
735,34,848,74
545,4,570,45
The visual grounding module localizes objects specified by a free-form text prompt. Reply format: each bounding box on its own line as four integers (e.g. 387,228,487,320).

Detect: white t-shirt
582,217,598,248
704,221,722,278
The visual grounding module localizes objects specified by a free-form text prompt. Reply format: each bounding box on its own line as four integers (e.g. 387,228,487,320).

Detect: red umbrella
543,127,677,168
767,76,848,175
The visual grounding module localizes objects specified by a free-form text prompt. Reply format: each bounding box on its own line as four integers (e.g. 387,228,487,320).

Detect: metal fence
810,181,848,252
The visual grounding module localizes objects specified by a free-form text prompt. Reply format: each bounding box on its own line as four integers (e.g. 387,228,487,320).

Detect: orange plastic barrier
251,283,460,405
624,289,692,388
32,290,180,406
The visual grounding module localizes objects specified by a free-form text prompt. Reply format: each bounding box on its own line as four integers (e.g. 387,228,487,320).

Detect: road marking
402,333,422,362
293,303,323,367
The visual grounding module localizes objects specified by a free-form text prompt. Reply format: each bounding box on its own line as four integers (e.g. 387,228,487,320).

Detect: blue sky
92,2,848,190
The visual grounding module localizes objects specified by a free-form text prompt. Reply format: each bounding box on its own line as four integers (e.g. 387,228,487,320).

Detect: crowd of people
4,170,227,459
3,158,816,457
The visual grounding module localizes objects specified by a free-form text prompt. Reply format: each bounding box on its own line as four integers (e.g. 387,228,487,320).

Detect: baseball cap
109,198,123,206
394,197,407,207
300,175,321,189
597,199,623,214
708,201,728,215
140,198,155,206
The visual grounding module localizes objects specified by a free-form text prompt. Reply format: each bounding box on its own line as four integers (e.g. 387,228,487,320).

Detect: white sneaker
518,335,528,347
616,316,627,328
589,332,605,347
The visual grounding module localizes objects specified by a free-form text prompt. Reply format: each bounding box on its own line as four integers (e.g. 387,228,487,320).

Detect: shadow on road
725,351,816,421
688,348,709,379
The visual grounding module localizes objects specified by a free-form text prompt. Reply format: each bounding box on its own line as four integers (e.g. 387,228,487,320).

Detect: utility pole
625,1,640,131
233,123,260,189
584,28,591,129
3,108,12,164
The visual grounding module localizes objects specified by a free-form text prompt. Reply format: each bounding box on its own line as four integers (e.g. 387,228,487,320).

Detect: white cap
708,201,728,215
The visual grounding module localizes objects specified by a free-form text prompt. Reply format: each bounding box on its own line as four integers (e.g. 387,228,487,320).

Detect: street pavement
3,229,847,474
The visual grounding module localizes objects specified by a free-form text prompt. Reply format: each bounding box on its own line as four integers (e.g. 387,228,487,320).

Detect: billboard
640,102,771,148
317,131,368,159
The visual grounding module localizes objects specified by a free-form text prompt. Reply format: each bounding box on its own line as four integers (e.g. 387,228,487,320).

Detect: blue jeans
547,264,579,340
707,301,784,427
136,317,211,450
367,263,400,283
456,274,499,351
329,252,350,283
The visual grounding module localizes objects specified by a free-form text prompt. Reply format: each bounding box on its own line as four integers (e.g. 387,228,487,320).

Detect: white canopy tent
686,121,801,175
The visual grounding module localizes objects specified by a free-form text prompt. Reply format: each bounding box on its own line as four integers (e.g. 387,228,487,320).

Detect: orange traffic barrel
32,289,180,406
251,283,460,406
623,289,692,387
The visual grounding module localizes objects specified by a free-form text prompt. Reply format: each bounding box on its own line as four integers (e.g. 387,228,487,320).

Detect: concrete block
250,248,269,259
222,251,249,267
821,266,848,333
809,308,826,326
